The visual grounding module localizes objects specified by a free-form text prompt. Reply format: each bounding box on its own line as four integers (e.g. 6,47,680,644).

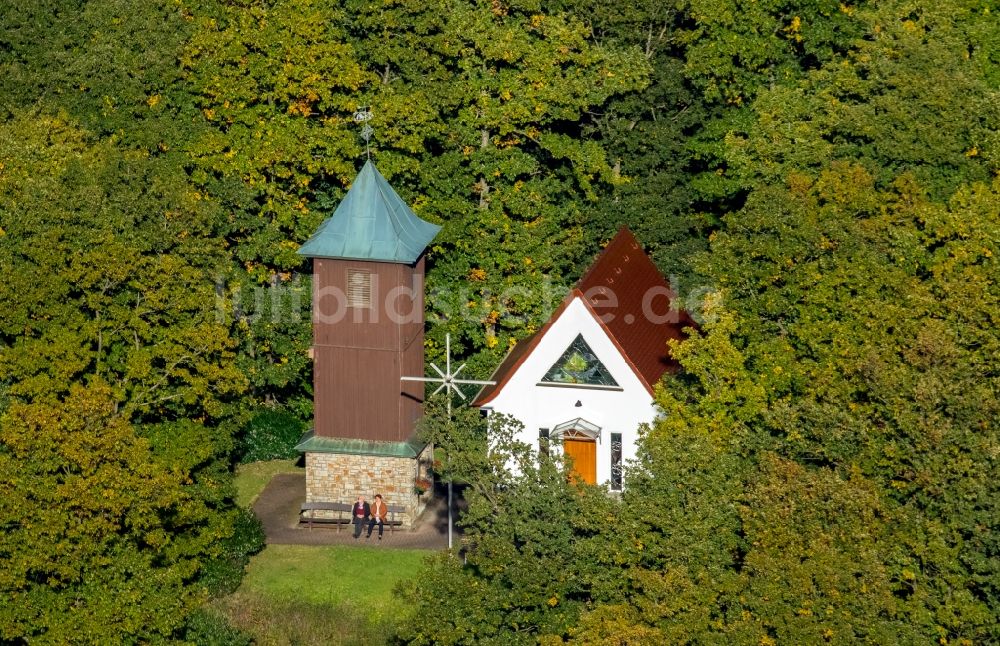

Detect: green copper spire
298,160,440,263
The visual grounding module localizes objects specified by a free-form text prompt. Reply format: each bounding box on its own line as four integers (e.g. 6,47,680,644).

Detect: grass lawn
222,460,429,643
243,544,427,616
234,458,301,508
213,545,429,645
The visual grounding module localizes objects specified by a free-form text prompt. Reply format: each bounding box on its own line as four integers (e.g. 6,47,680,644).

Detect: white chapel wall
484,296,659,487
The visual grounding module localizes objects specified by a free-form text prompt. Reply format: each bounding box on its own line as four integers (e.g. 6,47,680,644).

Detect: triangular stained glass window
541,335,619,386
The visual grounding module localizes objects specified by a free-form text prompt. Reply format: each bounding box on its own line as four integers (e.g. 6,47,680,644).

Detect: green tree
0,382,227,642
221,272,314,414
733,455,913,643
401,2,999,643
724,1,999,201
0,112,244,418
0,111,259,638
570,406,748,644
0,0,306,416
547,0,713,282
548,0,878,289
403,401,627,644
407,0,649,365
183,0,649,376
182,0,371,272
616,1,1000,640
664,0,879,242
0,0,204,148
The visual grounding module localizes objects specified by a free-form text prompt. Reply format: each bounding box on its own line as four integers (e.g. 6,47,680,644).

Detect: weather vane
353,106,374,159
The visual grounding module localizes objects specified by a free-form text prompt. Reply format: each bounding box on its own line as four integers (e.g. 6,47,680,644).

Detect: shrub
199,507,266,596
239,409,305,463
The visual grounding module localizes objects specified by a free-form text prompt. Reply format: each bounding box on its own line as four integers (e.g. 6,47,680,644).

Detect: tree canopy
1,0,997,641
402,1,1000,643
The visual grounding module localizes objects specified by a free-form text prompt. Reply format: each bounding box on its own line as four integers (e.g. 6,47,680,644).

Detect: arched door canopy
550,417,601,441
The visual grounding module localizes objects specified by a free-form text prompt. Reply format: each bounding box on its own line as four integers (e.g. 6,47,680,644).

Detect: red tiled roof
474,228,693,406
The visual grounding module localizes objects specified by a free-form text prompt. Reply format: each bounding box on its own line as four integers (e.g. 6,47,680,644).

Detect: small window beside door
538,428,549,457
610,432,623,491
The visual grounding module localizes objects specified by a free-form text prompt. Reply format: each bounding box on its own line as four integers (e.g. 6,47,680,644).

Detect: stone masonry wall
305,444,434,527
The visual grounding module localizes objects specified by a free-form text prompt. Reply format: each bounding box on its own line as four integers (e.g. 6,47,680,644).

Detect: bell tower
296,160,440,524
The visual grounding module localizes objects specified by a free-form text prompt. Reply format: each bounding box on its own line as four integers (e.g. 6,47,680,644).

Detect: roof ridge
574,226,638,291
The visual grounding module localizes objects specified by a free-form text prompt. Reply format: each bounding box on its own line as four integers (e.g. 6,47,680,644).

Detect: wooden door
563,439,597,485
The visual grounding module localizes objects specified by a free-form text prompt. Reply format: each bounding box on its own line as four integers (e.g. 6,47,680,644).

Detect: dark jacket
352,501,370,521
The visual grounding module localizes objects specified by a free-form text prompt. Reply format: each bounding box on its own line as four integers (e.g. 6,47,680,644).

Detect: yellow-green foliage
182,0,650,374
402,2,1000,644
1,0,997,642
0,113,244,415
0,93,252,641
0,382,217,641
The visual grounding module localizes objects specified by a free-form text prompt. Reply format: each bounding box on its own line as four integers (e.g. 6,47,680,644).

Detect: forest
0,0,998,643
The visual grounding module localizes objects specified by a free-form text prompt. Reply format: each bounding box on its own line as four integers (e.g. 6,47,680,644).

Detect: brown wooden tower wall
312,257,425,442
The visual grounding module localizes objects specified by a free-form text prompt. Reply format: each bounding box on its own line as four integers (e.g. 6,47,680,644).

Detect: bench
299,502,354,531
298,502,409,532
385,504,406,533
356,504,407,533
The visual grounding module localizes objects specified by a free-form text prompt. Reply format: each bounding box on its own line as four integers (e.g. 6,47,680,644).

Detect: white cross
401,333,495,549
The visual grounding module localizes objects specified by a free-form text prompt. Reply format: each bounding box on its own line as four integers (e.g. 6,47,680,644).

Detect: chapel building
474,228,693,488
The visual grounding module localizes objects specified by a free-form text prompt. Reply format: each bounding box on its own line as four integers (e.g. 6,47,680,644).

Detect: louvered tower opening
346,268,372,308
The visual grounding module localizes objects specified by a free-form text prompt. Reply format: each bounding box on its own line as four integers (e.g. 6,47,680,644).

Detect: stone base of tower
297,436,434,528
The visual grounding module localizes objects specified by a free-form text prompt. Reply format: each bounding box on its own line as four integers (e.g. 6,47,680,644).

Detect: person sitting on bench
367,494,388,540
351,495,370,539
